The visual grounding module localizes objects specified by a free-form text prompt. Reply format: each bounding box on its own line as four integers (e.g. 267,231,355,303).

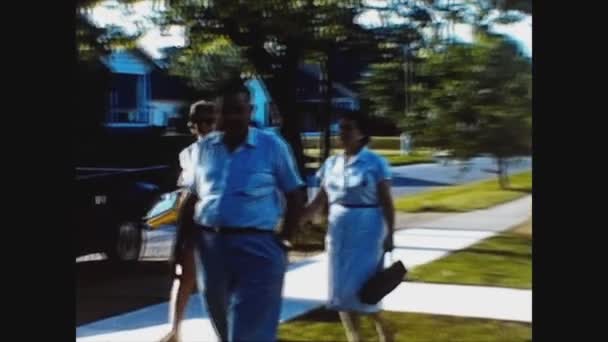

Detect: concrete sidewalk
77,196,531,342
383,283,531,323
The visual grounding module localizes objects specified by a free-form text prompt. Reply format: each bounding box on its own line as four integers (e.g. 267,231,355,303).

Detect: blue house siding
246,77,272,128
100,49,192,130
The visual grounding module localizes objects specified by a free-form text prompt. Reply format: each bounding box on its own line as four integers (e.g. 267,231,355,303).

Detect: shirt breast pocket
346,171,368,189
238,171,275,197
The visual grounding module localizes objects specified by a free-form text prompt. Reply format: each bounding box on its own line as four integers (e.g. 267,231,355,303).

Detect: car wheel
107,221,143,262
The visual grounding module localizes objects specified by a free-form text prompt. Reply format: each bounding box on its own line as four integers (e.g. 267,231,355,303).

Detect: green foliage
368,33,533,188
167,36,251,93
358,62,406,120
411,34,531,158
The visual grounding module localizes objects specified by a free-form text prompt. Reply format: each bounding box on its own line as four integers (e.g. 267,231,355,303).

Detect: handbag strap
379,250,391,270
388,250,396,266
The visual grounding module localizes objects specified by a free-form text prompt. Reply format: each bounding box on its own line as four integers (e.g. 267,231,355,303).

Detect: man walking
178,80,305,341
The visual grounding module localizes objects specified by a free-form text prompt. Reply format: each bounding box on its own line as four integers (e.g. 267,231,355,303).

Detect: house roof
100,48,162,75
100,48,196,102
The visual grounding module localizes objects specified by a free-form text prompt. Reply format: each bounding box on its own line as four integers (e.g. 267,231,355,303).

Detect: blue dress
316,147,392,313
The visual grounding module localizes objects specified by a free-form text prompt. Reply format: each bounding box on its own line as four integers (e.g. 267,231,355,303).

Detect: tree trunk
497,157,510,189
277,40,307,181
243,36,307,194
320,50,334,163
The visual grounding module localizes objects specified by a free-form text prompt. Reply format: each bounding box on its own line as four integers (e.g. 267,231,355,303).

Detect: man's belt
336,203,379,208
198,225,274,234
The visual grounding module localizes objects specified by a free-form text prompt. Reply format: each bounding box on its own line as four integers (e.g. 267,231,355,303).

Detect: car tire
106,221,143,263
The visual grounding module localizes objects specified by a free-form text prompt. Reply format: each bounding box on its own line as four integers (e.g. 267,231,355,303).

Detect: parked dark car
75,166,172,262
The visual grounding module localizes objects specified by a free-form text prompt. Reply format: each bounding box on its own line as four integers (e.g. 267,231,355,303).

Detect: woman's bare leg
339,311,362,342
160,247,197,342
371,312,394,342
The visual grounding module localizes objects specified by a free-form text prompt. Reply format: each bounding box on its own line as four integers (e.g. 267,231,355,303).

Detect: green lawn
408,219,532,289
278,309,531,342
304,149,434,167
385,153,435,166
394,171,532,213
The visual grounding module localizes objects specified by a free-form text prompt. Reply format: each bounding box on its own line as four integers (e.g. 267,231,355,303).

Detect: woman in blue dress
301,111,396,342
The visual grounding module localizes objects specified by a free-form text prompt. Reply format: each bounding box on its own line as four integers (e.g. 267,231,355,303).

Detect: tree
166,36,252,96
357,21,431,130
76,0,144,142
407,33,531,188
359,62,406,118
78,1,439,173
157,0,399,176
359,0,531,137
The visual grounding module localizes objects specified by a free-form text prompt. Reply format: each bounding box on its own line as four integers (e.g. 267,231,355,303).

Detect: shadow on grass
287,308,341,323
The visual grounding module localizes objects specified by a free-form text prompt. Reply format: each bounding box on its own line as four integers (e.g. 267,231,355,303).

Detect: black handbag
359,252,407,305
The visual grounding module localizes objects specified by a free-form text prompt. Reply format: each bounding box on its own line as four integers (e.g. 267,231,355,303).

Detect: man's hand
276,235,294,252
280,188,305,251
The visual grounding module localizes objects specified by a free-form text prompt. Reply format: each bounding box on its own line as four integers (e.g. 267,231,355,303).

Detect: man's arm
279,187,305,243
272,136,306,245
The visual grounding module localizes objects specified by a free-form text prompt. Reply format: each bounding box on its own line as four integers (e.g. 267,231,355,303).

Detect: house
100,49,195,131
99,48,361,136
246,77,277,128
244,68,360,136
295,63,360,134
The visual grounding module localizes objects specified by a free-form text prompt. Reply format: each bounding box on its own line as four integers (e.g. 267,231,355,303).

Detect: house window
269,102,282,127
109,109,149,124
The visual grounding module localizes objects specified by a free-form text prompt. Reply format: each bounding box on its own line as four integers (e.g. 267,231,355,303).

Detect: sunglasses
188,118,215,128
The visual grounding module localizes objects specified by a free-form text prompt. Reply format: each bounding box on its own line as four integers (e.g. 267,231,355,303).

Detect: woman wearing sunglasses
160,100,216,342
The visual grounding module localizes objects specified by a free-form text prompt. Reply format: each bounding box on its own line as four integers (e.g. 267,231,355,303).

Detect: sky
354,0,532,56
87,0,532,59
